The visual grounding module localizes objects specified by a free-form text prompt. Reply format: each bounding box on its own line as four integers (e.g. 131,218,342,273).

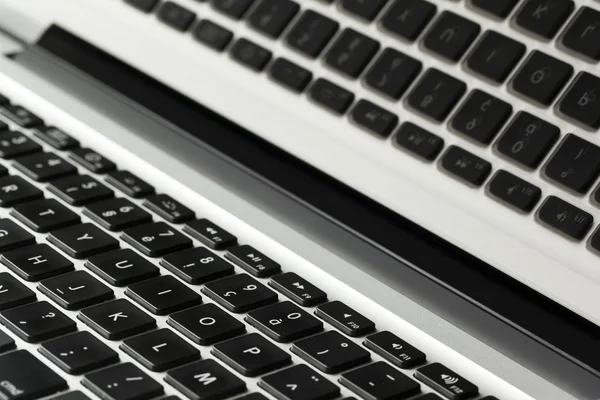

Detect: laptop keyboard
0,89,503,399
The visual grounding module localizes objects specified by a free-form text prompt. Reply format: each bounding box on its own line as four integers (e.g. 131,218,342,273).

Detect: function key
341,362,421,400
11,198,80,232
48,223,120,259
192,20,234,52
49,175,114,206
105,170,155,198
211,0,255,20
202,274,278,313
587,228,600,255
161,247,235,284
84,197,152,231
511,51,573,106
422,11,481,62
247,301,323,342
315,300,375,337
364,331,426,368
0,175,43,207
82,363,164,400
0,272,36,310
0,131,42,158
538,196,593,240
350,100,399,138
183,218,238,250
85,248,160,287
168,303,246,345
78,298,156,340
471,0,520,19
122,221,192,257
394,122,444,162
415,362,479,399
339,0,388,22
125,0,160,13
157,1,196,32
0,301,76,342
259,365,340,400
38,270,115,310
466,30,526,84
33,126,79,149
495,112,560,169
544,134,600,194
557,72,600,131
144,194,195,223
0,105,43,128
285,10,339,58
269,271,328,306
380,0,437,42
126,275,203,315
226,245,281,277
308,79,355,115
14,152,77,182
487,170,542,213
230,38,273,72
268,58,313,93
407,68,466,122
440,146,492,187
247,0,300,38
0,219,36,252
561,7,600,62
514,0,574,40
69,147,116,173
364,48,422,100
324,29,380,79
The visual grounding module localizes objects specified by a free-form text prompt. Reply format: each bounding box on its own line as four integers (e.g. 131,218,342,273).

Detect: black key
0,350,68,400
496,112,560,169
165,359,246,400
0,105,43,128
126,275,203,315
537,196,593,240
0,219,35,253
380,0,437,42
364,48,422,100
315,301,375,337
308,79,355,115
441,146,492,187
415,362,478,400
545,134,600,194
203,274,278,313
0,272,36,310
213,333,291,376
211,0,255,19
158,1,196,31
466,30,526,84
33,126,79,150
105,170,155,198
247,0,299,38
587,228,600,255
0,120,6,133
0,301,76,342
488,170,542,213
423,11,481,62
0,330,15,353
292,330,370,373
39,271,114,310
394,122,445,161
78,298,156,340
86,249,160,286
2,244,73,282
48,223,120,259
0,175,43,207
11,198,80,232
285,10,339,58
183,218,238,250
247,301,323,342
84,198,152,231
451,90,512,145
143,194,194,223
239,395,268,400
350,100,399,138
471,0,520,18
226,245,281,277
341,361,421,400
0,165,8,177
230,38,273,72
558,72,600,130
53,392,93,400
364,331,426,369
39,331,119,374
0,93,8,105
82,363,164,400
14,152,77,182
511,51,573,106
269,272,327,306
168,303,246,345
339,0,388,21
269,58,313,93
414,395,444,400
69,148,116,173
561,7,600,61
161,247,234,284
122,222,192,257
259,365,340,400
324,29,380,79
48,175,114,206
192,20,234,51
121,328,200,372
407,68,466,122
515,0,574,39
0,132,42,159
125,0,160,12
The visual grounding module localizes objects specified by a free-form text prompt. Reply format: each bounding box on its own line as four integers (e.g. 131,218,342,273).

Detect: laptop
0,0,597,398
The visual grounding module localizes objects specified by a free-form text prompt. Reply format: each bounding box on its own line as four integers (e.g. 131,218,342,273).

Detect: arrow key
259,364,340,400
122,222,192,257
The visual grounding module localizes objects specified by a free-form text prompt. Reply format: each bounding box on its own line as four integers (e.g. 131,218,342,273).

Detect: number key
48,175,114,206
161,247,235,284
203,274,278,313
0,131,42,158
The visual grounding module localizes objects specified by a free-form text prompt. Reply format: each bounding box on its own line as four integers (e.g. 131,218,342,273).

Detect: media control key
226,245,281,277
440,146,492,187
537,196,593,241
269,272,327,306
315,301,375,337
415,362,479,400
487,170,542,213
364,331,426,369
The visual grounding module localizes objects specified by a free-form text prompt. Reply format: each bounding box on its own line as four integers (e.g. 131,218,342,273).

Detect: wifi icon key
415,362,479,399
